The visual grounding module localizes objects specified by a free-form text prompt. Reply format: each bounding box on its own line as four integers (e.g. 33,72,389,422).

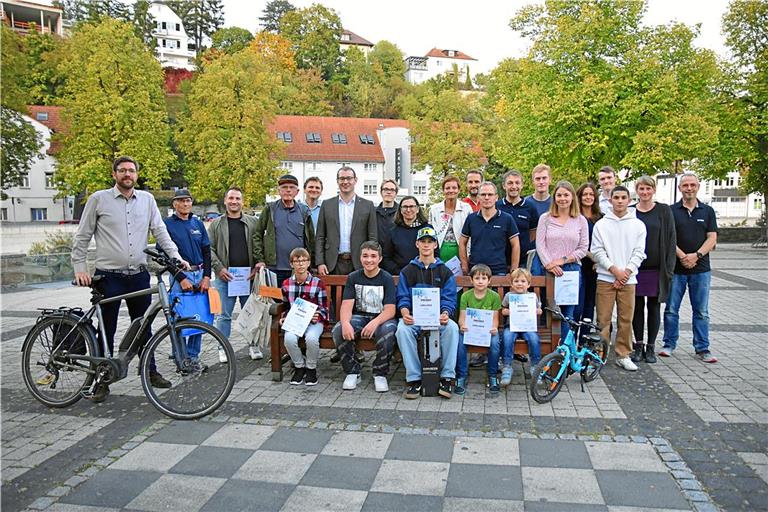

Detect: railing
1,16,54,34
1,252,74,287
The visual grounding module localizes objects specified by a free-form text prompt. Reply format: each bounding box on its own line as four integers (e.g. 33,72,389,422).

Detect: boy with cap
395,225,460,399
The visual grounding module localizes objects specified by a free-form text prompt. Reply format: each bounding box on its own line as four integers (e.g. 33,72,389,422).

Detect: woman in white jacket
429,175,474,262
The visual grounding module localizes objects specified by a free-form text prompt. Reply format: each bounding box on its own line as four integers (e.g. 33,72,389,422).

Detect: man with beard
462,170,483,213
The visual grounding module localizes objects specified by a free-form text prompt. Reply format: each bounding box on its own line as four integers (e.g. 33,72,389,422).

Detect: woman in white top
428,175,474,262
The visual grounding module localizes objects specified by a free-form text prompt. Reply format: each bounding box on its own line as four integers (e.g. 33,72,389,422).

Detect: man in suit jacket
316,166,378,276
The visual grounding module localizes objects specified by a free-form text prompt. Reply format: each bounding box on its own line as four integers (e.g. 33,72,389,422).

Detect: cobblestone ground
1,244,766,511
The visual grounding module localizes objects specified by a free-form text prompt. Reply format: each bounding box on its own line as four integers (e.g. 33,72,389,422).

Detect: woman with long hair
428,175,474,262
381,195,434,274
533,180,589,340
575,182,603,323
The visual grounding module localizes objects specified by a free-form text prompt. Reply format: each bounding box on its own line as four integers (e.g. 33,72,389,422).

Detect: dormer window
36,112,48,121
341,33,351,41
359,134,375,145
331,133,347,144
276,131,293,143
447,50,456,57
305,132,321,143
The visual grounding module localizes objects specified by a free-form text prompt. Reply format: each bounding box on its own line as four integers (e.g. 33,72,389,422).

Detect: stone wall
718,227,766,244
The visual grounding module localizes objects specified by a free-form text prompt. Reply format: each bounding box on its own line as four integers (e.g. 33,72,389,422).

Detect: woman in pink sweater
532,180,589,339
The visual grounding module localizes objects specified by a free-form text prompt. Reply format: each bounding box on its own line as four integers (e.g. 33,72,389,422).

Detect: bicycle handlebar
544,306,600,331
143,248,185,276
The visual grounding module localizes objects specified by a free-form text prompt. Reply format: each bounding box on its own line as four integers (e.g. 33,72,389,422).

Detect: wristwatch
696,251,704,259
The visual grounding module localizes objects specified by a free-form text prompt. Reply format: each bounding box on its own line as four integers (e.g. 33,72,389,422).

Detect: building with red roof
405,47,478,85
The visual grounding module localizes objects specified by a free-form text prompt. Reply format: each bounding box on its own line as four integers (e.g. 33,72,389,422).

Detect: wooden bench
269,274,560,381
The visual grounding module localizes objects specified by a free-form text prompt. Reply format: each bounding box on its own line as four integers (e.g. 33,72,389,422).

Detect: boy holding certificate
455,264,501,395
280,248,329,386
501,269,542,386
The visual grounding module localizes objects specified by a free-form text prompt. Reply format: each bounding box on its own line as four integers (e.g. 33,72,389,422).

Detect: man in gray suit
316,166,378,276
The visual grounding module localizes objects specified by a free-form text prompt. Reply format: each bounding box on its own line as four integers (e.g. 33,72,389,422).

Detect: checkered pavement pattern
55,421,692,511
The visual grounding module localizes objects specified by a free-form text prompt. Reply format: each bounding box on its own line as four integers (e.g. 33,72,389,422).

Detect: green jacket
207,213,260,276
253,200,315,268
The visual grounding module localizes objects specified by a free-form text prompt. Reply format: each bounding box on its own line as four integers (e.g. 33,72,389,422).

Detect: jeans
213,278,249,341
170,269,204,359
332,315,397,376
456,332,501,379
503,330,541,365
396,319,459,383
284,321,324,369
663,272,711,353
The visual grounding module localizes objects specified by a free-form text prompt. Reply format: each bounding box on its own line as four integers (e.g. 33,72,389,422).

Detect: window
45,173,55,188
711,197,727,203
307,162,319,171
305,132,321,143
280,161,293,171
341,33,350,41
31,208,47,221
413,182,427,195
1,208,7,221
161,39,166,47
21,174,29,188
363,163,377,172
175,23,180,31
161,21,167,30
36,112,48,122
436,60,442,67
727,176,736,187
754,198,763,210
331,133,347,144
358,134,375,145
176,40,181,49
276,131,293,143
731,197,746,203
447,50,456,57
363,182,377,195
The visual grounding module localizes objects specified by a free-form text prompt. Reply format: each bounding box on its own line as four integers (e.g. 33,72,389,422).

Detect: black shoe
469,354,487,367
330,351,341,363
404,381,422,399
150,371,172,389
438,379,453,399
290,367,305,385
90,383,110,403
644,345,657,364
630,343,644,364
304,368,318,386
514,354,528,363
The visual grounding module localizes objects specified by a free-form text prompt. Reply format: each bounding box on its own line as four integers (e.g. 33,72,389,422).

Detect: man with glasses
376,179,399,246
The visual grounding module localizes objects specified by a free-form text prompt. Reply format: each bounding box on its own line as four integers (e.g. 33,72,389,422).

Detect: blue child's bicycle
530,307,609,403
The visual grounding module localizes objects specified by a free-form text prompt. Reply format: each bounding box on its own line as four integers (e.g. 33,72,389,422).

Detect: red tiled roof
340,29,374,47
26,105,65,155
268,115,409,163
425,48,477,61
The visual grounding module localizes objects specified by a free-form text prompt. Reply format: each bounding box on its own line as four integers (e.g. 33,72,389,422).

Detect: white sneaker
616,357,638,371
249,345,263,360
342,374,361,390
374,376,389,393
218,349,228,363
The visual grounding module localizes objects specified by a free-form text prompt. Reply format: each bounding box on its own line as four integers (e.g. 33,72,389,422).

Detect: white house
0,106,74,223
405,48,478,85
339,29,374,57
150,2,195,70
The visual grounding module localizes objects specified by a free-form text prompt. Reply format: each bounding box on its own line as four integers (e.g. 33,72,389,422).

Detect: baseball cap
416,225,437,241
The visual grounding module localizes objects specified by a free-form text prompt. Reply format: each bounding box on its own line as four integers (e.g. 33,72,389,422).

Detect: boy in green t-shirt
456,264,502,394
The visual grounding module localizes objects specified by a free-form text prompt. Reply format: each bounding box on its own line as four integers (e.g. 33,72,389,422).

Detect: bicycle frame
549,316,604,383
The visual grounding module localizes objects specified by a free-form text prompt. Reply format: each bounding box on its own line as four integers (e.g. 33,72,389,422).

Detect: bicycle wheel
530,351,567,403
21,315,96,408
582,337,609,383
140,320,236,420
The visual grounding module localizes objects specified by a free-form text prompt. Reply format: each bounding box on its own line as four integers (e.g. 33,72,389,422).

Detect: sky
223,0,733,74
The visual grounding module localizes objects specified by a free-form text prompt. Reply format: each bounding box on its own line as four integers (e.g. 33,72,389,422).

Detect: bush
28,231,74,255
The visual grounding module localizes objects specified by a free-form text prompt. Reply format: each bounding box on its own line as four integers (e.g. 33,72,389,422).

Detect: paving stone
169,445,254,478
148,421,223,445
443,497,523,511
446,463,523,500
585,442,667,472
233,450,316,484
321,431,393,459
519,439,592,469
384,433,454,463
521,467,603,504
596,470,691,510
371,459,450,496
59,470,161,508
259,427,334,454
362,492,443,512
451,437,519,465
109,442,195,472
280,485,367,512
300,454,381,491
201,423,277,450
125,474,225,512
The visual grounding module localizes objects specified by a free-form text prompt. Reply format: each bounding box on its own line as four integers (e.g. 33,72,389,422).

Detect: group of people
71,157,719,402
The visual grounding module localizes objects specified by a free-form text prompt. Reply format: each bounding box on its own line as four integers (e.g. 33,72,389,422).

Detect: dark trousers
632,295,661,346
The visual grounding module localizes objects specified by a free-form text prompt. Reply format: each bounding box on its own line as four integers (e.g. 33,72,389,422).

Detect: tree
23,25,66,105
55,19,175,195
0,26,30,111
0,107,43,191
176,48,285,204
54,0,155,48
210,26,253,54
279,3,342,80
368,40,406,81
260,0,295,33
167,0,225,56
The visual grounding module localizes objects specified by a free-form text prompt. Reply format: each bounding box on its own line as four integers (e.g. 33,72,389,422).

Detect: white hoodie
590,208,647,284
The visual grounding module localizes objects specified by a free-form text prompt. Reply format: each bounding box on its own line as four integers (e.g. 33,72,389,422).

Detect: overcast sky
224,0,733,74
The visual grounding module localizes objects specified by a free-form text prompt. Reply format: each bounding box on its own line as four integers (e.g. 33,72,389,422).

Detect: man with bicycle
72,156,184,401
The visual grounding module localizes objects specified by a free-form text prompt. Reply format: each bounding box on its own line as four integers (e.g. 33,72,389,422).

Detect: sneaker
513,354,528,363
658,346,673,357
90,383,110,403
149,371,172,388
616,357,638,372
454,377,467,395
249,345,263,360
630,344,644,364
500,366,513,386
343,374,361,390
438,378,453,399
218,348,228,363
404,381,422,399
469,354,487,367
488,376,500,393
304,368,318,386
374,376,389,393
290,367,305,385
696,351,718,363
36,373,55,386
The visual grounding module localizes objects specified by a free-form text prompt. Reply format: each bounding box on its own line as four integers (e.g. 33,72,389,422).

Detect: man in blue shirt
525,164,552,217
497,169,539,262
303,177,323,234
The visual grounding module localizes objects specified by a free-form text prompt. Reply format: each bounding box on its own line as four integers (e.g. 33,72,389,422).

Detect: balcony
0,1,63,36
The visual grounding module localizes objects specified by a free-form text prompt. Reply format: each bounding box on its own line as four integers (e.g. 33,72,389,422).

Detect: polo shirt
671,200,718,274
164,213,210,266
525,194,551,217
461,210,519,274
496,197,539,254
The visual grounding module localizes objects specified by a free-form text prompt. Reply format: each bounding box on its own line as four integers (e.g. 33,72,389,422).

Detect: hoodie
396,257,457,316
590,208,647,285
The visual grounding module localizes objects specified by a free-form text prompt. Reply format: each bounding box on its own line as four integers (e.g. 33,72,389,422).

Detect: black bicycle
21,248,236,420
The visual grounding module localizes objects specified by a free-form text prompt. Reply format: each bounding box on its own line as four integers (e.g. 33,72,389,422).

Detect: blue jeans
213,278,249,341
396,319,459,382
503,330,541,365
663,272,711,353
456,332,501,379
170,269,204,359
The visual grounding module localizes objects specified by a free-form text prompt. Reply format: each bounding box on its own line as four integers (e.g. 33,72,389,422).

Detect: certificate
227,267,251,297
463,308,494,347
507,293,538,333
282,298,318,337
412,288,440,328
444,256,463,277
555,270,579,306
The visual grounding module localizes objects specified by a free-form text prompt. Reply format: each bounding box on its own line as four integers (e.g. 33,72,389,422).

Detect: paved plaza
1,244,766,511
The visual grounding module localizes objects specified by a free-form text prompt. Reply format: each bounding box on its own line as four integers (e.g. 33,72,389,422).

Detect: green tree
54,0,155,47
22,25,65,105
260,0,295,33
167,0,225,56
176,48,285,204
279,3,342,80
368,40,406,81
210,26,253,54
55,18,175,196
0,107,43,191
0,26,30,111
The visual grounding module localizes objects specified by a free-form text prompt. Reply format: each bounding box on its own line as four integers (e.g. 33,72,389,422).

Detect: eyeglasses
115,168,137,174
381,188,397,193
401,205,419,210
337,177,355,182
